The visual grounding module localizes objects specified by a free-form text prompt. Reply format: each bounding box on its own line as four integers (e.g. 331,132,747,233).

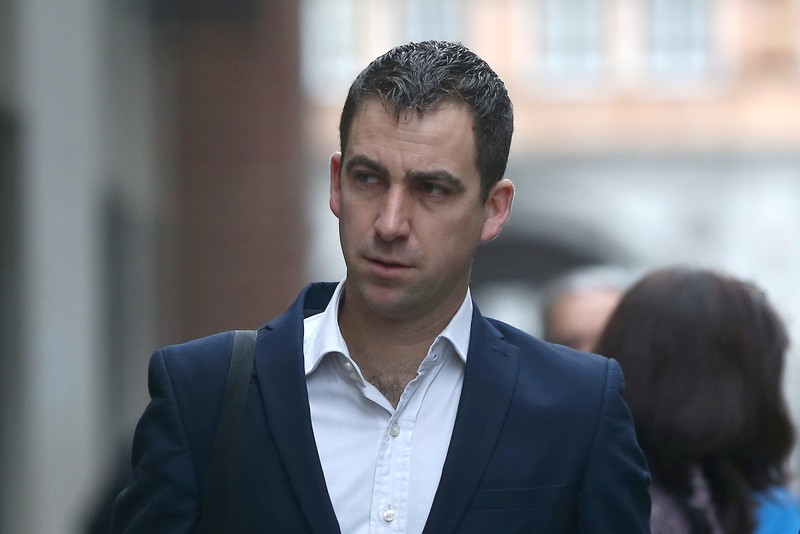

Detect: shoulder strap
197,329,258,534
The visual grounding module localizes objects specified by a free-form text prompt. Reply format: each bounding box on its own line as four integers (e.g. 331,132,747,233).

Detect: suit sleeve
577,358,651,533
110,350,201,533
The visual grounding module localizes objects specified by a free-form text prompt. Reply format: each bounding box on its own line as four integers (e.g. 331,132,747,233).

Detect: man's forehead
354,97,472,124
343,100,476,159
342,100,481,187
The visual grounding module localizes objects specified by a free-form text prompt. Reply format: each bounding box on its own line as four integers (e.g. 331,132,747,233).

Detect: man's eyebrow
406,169,467,193
345,154,467,193
344,155,388,177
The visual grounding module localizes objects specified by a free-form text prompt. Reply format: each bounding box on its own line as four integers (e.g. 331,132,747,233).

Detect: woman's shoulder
755,486,800,534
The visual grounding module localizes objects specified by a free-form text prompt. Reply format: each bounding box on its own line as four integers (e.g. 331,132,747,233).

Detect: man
540,266,633,352
112,41,650,533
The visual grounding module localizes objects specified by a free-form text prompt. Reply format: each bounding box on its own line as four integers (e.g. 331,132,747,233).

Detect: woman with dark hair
595,266,800,534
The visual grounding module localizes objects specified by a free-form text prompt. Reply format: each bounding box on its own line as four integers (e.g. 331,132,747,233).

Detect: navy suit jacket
112,282,650,533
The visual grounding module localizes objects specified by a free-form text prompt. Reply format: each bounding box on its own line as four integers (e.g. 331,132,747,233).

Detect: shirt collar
303,279,349,375
303,279,473,375
435,288,472,364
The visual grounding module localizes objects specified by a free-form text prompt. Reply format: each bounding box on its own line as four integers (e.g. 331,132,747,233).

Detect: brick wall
164,1,306,340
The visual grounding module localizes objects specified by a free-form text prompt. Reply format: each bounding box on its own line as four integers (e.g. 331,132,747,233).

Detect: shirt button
389,423,400,437
382,507,396,522
342,360,354,371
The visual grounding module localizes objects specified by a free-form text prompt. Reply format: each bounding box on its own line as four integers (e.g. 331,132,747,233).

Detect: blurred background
1,0,799,532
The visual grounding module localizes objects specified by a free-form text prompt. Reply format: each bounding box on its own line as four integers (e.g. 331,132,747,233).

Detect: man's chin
358,286,418,320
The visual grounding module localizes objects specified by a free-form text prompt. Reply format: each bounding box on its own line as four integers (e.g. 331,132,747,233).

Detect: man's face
330,99,513,323
548,289,622,352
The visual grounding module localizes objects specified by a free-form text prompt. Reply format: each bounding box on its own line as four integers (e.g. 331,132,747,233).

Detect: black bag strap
196,329,258,534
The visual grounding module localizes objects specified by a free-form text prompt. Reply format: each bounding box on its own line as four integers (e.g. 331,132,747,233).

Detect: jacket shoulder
156,331,238,382
486,317,613,374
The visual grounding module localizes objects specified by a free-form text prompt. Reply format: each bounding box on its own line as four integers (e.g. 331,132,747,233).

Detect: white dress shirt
303,280,472,534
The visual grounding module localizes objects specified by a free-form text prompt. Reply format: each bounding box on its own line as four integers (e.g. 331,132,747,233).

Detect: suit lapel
423,310,520,534
253,286,341,533
251,285,518,534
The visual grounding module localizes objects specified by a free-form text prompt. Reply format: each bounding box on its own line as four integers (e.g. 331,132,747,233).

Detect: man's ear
480,179,514,243
329,152,342,219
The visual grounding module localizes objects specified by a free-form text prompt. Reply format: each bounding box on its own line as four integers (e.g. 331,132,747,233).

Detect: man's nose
374,187,411,241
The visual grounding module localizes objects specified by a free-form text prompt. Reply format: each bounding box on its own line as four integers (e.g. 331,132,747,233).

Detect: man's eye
420,182,447,196
356,172,380,185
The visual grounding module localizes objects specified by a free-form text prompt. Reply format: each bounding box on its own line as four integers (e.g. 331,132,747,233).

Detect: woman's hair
594,266,795,534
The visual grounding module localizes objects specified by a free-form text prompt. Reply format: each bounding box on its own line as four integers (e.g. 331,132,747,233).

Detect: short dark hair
594,266,795,534
338,41,513,201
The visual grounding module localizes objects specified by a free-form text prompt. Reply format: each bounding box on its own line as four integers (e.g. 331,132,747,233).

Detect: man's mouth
371,257,406,268
367,256,412,277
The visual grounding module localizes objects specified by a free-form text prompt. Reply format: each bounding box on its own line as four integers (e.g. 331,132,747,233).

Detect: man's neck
336,293,463,407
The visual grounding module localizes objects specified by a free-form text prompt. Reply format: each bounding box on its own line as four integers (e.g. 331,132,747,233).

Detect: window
301,0,357,100
542,0,604,82
648,0,711,80
404,0,461,43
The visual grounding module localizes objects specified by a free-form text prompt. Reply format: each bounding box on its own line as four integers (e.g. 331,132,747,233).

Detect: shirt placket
371,412,410,532
369,342,448,533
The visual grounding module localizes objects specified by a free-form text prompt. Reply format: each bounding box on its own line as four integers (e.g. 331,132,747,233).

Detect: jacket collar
253,283,341,533
423,307,520,533
254,283,519,534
